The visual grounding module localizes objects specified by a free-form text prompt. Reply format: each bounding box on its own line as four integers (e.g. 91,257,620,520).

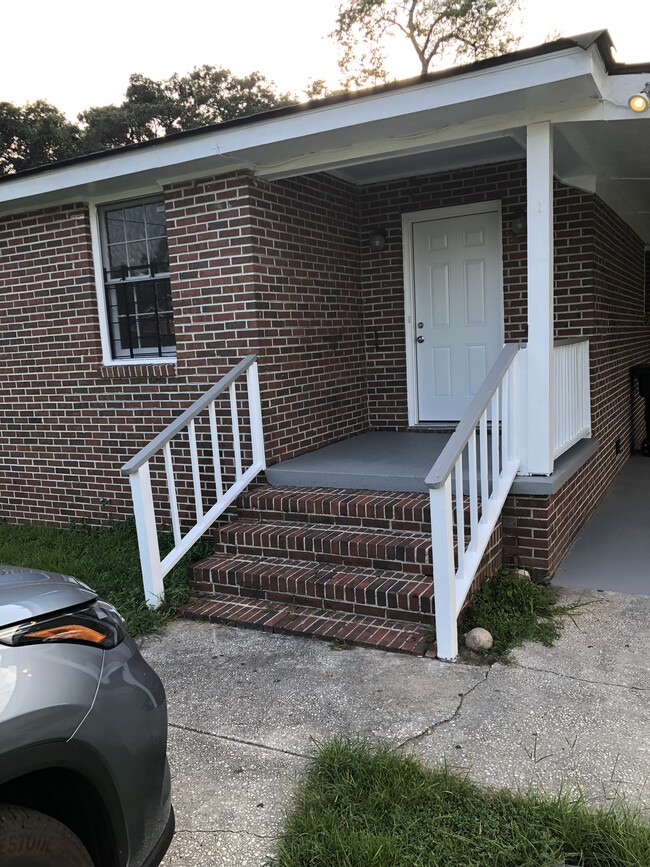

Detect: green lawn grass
0,520,211,635
270,740,650,867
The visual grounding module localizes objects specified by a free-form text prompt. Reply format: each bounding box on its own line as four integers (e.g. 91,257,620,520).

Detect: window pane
108,243,127,275
127,240,149,276
123,204,146,241
156,280,173,312
136,284,156,314
148,237,169,271
145,201,167,231
105,210,125,244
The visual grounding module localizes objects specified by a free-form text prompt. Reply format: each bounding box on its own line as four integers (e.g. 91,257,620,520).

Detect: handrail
122,354,257,476
122,355,265,608
428,343,524,661
426,343,522,489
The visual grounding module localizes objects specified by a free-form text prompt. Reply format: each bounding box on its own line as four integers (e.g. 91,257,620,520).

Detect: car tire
0,805,93,867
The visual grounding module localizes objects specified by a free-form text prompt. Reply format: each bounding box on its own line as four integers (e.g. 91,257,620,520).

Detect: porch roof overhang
1,30,650,239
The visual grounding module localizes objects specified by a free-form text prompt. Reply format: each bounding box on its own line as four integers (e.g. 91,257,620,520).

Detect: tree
333,0,522,88
0,100,80,174
79,66,296,153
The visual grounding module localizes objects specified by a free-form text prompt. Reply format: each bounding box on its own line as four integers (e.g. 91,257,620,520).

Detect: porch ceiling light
628,82,650,113
369,228,387,252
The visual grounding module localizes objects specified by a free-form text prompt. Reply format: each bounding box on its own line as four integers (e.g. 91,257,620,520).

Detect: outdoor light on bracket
509,210,527,237
369,228,387,252
628,82,650,113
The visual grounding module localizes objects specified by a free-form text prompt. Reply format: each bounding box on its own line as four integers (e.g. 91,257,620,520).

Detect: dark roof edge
1,29,648,188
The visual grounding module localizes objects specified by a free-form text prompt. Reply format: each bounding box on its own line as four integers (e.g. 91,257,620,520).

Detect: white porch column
525,121,555,476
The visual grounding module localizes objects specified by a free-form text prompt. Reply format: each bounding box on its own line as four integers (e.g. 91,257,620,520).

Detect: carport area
553,456,650,594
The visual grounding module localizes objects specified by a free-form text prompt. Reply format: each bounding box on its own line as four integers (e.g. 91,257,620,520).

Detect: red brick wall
247,174,366,463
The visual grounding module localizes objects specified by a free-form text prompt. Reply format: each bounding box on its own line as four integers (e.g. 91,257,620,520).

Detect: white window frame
89,191,177,366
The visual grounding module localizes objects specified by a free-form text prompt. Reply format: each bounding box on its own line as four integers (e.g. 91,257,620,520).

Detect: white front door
412,209,503,421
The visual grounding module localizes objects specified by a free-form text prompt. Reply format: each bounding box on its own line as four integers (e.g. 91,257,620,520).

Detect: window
98,197,175,359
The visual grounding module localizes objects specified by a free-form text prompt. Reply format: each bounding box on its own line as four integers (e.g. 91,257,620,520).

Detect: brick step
215,519,433,576
238,485,432,533
190,554,435,624
181,593,434,657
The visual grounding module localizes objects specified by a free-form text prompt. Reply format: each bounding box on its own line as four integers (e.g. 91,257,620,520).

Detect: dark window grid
105,279,175,359
104,259,171,282
103,201,169,277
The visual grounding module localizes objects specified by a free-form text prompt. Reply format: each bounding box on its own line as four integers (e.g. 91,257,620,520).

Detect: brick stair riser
217,528,434,576
238,487,434,533
191,560,435,624
182,595,434,657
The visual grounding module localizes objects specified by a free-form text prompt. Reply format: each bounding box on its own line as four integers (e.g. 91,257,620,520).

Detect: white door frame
402,200,504,426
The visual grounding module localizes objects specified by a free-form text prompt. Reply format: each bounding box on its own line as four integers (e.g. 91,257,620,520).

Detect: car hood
0,566,97,628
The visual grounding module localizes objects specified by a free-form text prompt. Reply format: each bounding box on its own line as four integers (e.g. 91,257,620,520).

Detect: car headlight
0,601,126,649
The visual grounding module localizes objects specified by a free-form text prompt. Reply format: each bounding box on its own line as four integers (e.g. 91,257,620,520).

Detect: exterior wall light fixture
628,82,650,113
369,228,387,252
509,210,527,236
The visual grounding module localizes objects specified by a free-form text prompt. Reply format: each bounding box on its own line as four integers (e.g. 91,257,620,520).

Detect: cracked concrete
140,586,650,866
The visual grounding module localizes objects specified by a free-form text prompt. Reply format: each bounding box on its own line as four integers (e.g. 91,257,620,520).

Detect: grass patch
0,520,212,636
270,739,650,867
460,570,580,658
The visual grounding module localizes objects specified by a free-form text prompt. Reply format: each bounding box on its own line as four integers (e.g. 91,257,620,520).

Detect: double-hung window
98,197,175,359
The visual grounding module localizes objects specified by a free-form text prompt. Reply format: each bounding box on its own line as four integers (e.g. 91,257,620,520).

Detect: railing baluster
468,430,479,544
454,456,465,577
230,382,242,481
188,418,203,522
491,391,500,488
502,369,510,465
208,400,223,501
479,411,489,511
163,442,181,547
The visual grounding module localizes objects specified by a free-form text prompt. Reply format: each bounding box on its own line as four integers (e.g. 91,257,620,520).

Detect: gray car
0,566,174,867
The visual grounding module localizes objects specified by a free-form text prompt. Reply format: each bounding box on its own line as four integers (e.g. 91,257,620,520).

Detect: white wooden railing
554,339,591,458
121,355,265,608
426,344,524,661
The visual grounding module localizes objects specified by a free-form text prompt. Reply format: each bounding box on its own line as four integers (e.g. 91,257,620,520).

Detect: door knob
416,336,425,343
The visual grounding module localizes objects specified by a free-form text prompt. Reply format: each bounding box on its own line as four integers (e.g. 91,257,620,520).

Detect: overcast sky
2,0,649,119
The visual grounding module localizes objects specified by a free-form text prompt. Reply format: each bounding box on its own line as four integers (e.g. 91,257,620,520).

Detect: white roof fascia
0,47,597,209
255,102,602,181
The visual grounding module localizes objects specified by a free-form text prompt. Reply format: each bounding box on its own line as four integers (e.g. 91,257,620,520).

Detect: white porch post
525,121,555,476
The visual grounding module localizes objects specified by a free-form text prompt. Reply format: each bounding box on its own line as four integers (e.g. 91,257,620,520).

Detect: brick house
1,31,649,657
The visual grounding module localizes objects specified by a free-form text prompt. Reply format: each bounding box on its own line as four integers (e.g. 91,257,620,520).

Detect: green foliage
0,66,296,174
460,570,578,658
78,66,296,153
0,100,81,173
0,520,211,636
270,738,650,866
333,0,522,87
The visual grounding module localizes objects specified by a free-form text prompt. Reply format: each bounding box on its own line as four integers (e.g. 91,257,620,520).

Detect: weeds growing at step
459,569,588,659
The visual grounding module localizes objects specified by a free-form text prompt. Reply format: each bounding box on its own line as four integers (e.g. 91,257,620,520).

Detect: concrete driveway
139,587,650,866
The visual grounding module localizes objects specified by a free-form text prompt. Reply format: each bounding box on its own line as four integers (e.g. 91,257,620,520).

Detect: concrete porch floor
265,430,598,496
266,431,449,493
553,455,650,596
